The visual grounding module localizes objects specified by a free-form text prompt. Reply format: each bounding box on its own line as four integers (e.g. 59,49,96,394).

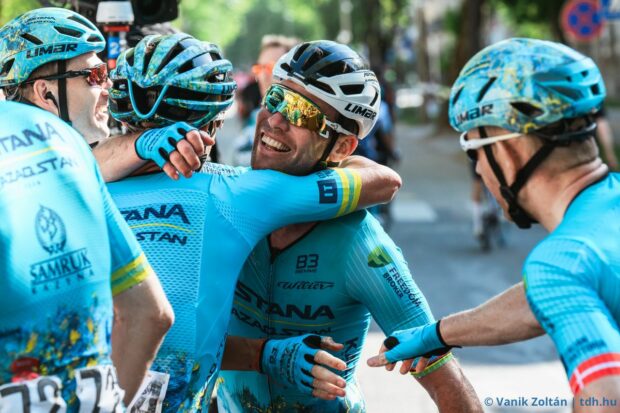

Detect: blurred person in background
0,8,173,403
218,40,482,413
232,81,261,166
368,38,620,412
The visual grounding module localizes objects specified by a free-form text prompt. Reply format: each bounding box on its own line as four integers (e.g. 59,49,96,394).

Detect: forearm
93,132,144,182
417,359,482,413
111,276,173,403
440,282,545,346
221,336,265,371
339,155,401,207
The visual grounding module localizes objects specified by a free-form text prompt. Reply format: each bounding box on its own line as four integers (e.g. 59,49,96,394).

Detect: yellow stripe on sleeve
335,169,351,217
346,169,362,214
111,253,152,296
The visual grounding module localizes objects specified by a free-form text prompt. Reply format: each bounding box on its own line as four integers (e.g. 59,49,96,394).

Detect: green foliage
489,0,565,39
0,0,40,25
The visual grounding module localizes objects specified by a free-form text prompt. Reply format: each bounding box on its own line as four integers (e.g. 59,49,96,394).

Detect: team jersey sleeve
95,164,153,295
524,237,620,394
218,167,362,237
344,217,453,376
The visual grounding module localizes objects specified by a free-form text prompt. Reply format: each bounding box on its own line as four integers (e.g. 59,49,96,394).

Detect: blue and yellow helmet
0,7,105,88
109,33,237,128
449,38,606,135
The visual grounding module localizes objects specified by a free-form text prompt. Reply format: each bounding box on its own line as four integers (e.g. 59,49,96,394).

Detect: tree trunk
437,0,486,129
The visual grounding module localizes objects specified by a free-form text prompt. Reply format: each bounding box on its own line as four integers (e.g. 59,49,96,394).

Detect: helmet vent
451,86,463,106
581,71,588,78
126,49,135,66
510,102,543,117
20,33,42,45
87,35,100,43
293,43,311,62
319,61,352,78
307,79,335,95
132,83,162,114
67,14,97,31
476,77,496,102
340,84,364,95
209,52,221,61
370,90,379,106
155,44,184,75
549,86,582,100
0,59,14,77
303,51,324,72
591,84,601,95
54,26,83,38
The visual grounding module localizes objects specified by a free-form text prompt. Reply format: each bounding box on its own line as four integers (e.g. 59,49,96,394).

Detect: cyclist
105,33,401,412
0,7,208,183
0,101,171,411
367,38,620,410
0,8,174,403
217,41,482,413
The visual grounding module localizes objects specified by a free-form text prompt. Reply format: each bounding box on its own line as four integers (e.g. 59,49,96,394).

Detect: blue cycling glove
383,320,457,363
260,334,321,393
135,121,196,168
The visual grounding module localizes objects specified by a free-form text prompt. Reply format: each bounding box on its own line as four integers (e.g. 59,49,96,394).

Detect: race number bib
0,365,123,413
75,365,124,412
127,371,169,413
0,376,66,413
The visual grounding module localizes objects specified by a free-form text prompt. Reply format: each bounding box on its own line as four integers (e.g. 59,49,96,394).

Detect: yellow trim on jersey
129,223,193,233
233,300,335,328
111,253,152,296
334,169,362,217
348,169,362,212
0,147,54,168
335,169,350,217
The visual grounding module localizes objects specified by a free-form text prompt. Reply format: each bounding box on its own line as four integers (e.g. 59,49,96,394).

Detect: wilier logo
367,246,393,268
30,206,93,294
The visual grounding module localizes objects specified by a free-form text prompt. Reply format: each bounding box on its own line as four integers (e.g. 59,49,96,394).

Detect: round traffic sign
561,0,605,41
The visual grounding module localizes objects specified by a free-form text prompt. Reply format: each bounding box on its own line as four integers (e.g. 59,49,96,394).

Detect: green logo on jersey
367,246,393,268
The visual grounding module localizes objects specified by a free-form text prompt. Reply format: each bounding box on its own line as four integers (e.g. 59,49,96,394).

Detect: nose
266,111,289,130
103,76,112,91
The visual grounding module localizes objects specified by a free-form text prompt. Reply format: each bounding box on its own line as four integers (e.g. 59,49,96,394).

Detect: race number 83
0,365,124,413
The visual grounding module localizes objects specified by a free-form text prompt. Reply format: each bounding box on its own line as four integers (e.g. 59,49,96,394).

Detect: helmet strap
312,129,340,171
56,60,72,126
479,126,555,229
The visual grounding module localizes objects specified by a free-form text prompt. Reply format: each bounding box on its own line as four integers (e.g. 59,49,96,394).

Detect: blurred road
216,108,620,412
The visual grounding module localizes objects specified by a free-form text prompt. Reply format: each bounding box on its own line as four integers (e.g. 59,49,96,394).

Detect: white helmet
272,40,381,139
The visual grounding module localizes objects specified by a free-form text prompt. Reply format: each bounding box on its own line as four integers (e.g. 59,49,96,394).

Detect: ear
493,137,534,182
327,135,358,163
29,79,59,116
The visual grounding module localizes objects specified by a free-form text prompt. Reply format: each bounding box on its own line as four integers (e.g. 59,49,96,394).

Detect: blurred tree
0,0,40,24
490,0,565,41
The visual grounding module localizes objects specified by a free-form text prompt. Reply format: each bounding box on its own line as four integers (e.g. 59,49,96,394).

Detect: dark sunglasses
25,64,109,87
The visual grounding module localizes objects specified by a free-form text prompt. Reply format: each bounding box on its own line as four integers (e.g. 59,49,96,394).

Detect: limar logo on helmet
455,104,493,126
344,103,377,120
26,43,78,59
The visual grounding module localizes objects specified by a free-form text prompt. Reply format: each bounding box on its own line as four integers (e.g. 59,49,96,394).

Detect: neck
520,158,608,231
269,222,318,250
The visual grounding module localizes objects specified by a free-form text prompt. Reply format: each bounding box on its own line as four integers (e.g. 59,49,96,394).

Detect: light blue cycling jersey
0,102,150,411
217,210,446,412
524,173,620,395
107,164,362,412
